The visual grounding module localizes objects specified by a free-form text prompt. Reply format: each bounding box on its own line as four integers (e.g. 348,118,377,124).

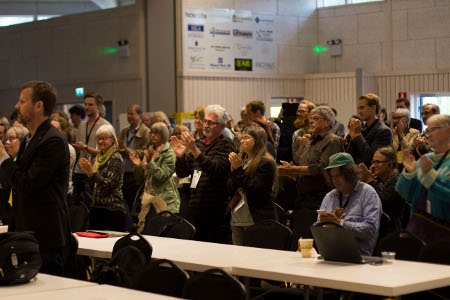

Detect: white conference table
3,283,181,300
77,234,450,297
0,273,96,297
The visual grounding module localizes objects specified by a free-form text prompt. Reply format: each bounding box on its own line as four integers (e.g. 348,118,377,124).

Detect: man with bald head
118,104,151,212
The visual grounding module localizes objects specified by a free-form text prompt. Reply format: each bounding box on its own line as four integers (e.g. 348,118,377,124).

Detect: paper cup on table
381,251,396,263
298,238,314,258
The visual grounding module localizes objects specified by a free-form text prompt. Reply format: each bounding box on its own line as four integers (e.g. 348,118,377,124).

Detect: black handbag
0,232,42,285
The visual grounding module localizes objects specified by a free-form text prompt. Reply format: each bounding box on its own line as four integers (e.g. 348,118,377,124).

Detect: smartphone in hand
317,209,327,216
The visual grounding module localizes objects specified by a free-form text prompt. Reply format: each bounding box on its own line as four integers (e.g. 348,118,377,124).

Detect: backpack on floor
90,233,152,288
0,232,42,285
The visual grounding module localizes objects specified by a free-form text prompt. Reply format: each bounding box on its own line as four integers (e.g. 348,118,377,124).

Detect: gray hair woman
78,124,127,231
130,122,180,214
391,108,420,161
5,126,29,159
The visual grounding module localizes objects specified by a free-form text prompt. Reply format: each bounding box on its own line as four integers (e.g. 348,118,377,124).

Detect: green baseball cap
324,152,354,169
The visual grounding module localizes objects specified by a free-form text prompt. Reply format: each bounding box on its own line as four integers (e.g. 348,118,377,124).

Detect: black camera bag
0,232,42,285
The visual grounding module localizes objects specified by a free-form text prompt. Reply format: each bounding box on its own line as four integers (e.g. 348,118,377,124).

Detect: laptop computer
310,225,383,264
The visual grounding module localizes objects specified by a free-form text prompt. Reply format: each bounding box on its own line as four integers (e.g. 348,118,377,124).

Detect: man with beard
279,106,342,241
291,100,316,164
71,92,111,199
0,80,72,275
170,104,236,243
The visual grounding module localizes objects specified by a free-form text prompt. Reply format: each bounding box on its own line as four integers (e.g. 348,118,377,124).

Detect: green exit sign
75,87,84,97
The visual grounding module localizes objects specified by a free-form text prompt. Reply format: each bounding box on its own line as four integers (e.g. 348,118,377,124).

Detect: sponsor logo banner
233,29,253,39
235,58,252,71
209,27,231,37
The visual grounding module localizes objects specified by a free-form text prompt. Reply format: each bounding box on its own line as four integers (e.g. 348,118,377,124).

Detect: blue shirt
319,181,382,255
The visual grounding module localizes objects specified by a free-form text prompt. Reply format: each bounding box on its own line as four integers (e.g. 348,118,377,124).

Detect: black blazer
0,119,71,249
347,119,392,168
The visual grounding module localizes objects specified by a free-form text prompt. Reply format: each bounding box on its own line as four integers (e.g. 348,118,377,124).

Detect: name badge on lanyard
190,170,202,188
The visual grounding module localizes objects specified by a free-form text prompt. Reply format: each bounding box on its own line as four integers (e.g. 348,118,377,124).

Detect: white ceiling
0,0,135,16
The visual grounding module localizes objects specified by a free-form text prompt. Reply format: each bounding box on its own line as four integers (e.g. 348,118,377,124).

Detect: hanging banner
183,8,276,74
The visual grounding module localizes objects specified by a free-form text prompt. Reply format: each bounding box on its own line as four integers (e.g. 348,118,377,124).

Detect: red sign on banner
398,92,407,99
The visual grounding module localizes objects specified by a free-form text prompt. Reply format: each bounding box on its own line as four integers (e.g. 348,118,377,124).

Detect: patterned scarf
92,145,117,204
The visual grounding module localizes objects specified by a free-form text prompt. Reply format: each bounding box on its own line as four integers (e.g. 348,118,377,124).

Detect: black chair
290,208,317,250
62,234,89,280
243,219,293,251
377,230,426,261
68,201,90,232
183,268,248,300
142,210,196,240
374,211,391,255
133,259,189,297
274,203,286,225
401,201,412,229
416,237,450,300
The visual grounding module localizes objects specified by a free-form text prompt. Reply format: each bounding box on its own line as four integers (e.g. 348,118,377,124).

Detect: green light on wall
314,45,328,53
100,47,118,55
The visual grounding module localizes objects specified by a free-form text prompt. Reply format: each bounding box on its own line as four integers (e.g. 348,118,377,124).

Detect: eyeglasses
309,116,324,121
240,136,253,142
393,116,405,120
203,120,220,127
97,136,112,141
371,160,389,166
425,126,442,137
6,136,18,142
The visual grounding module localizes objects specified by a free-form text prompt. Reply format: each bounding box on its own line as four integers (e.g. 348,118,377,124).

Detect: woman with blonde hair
227,125,277,245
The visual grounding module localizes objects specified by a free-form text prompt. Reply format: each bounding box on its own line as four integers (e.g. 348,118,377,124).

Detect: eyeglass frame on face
425,126,442,137
371,160,389,166
5,136,18,143
97,136,112,141
309,116,324,121
203,120,220,127
240,135,254,142
393,115,406,121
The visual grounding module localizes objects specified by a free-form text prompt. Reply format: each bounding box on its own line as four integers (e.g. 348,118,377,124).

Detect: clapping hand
402,149,417,173
78,157,94,177
170,135,186,158
349,118,362,139
358,163,374,183
228,152,243,171
151,144,163,161
419,155,433,175
0,140,6,158
129,151,141,166
278,160,297,180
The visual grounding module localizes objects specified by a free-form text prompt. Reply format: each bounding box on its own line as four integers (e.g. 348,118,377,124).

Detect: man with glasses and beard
170,105,236,243
291,100,316,164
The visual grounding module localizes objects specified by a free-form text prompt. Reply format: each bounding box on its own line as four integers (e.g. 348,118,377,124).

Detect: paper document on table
233,190,245,212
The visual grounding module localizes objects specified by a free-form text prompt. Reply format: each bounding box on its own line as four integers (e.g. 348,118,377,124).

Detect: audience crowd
0,84,449,272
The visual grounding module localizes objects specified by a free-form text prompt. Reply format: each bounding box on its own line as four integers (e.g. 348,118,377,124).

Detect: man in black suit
396,98,422,132
346,93,392,168
0,80,71,276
